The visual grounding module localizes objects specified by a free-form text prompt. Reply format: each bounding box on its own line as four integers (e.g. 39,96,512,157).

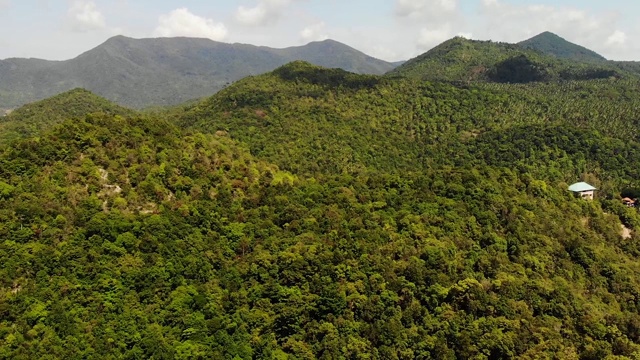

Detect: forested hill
0,88,134,146
388,36,623,83
5,62,640,358
0,36,395,110
179,61,640,178
518,31,607,62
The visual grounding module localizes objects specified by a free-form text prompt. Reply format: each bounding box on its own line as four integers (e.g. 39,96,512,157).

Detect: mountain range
0,36,395,110
2,31,638,111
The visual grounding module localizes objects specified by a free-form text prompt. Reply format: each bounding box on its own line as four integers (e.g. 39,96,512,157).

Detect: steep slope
518,31,607,62
4,82,640,358
0,88,134,146
0,36,397,109
388,37,621,83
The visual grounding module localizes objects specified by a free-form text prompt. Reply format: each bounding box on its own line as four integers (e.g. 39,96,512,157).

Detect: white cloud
300,22,329,43
3,0,640,63
393,0,466,54
395,0,457,19
68,0,106,32
417,26,453,49
606,30,626,46
236,5,269,26
369,45,400,61
235,0,297,26
154,8,228,41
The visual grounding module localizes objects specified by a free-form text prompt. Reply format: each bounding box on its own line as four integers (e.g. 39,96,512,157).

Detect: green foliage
179,62,640,182
4,59,640,359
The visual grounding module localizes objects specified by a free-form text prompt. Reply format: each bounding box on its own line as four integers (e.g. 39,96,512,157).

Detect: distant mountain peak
107,34,131,41
518,31,606,62
0,36,399,109
312,38,340,44
389,34,622,84
538,31,559,37
101,35,135,46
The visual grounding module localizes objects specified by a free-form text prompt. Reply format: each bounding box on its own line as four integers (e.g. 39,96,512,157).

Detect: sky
0,0,638,62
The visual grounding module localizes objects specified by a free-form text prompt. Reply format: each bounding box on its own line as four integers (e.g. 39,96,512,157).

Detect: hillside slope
0,36,395,109
518,31,607,62
388,37,622,83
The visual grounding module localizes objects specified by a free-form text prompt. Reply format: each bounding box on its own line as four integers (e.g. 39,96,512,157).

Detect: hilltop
388,36,621,83
0,88,134,146
518,31,607,63
0,36,396,109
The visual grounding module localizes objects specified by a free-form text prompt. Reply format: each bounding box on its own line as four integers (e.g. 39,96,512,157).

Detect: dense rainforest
4,53,640,359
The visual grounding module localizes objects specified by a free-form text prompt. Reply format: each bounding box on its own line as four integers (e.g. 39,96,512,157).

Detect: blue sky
0,0,638,61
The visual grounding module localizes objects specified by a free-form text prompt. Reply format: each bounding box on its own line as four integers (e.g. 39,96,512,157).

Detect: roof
568,182,597,192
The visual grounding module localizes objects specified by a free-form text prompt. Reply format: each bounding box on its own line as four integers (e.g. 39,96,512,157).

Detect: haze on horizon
0,0,637,62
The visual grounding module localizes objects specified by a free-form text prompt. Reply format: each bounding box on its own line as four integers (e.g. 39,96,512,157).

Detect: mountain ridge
2,31,637,111
0,36,397,109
